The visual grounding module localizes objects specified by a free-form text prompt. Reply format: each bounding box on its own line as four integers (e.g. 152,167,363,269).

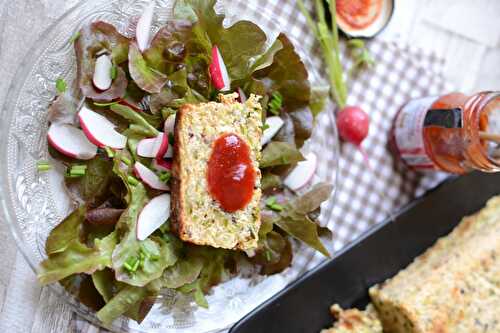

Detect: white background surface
0,0,498,332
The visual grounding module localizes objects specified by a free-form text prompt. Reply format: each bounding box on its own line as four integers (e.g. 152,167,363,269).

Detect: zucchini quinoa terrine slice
321,304,383,333
369,195,500,333
171,93,263,251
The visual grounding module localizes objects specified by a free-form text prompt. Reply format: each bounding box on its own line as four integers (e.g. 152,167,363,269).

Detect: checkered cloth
74,0,450,332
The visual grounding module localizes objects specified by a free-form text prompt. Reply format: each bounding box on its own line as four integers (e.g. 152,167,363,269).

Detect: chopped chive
36,161,52,172
127,176,139,186
266,196,284,212
70,169,86,176
159,171,171,183
121,155,132,166
110,65,118,80
124,256,140,272
131,259,140,271
69,31,81,44
104,146,115,158
262,123,270,131
56,78,67,94
265,250,272,262
123,262,133,271
94,101,119,107
268,91,283,115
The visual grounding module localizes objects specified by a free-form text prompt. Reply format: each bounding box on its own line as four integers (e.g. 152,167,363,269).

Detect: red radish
136,193,170,240
93,54,113,91
134,161,169,191
164,114,176,135
284,152,318,191
136,0,155,52
137,133,171,158
153,119,174,169
336,106,371,166
261,116,284,145
152,159,172,172
47,123,98,160
78,106,127,149
237,87,247,103
209,45,231,91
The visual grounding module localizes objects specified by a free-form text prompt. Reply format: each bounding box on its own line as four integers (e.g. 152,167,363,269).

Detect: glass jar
392,91,500,174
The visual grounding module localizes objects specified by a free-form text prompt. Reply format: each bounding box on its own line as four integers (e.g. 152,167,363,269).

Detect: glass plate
0,0,339,332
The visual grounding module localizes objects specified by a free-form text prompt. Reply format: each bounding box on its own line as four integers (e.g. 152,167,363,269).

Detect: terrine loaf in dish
171,93,263,251
321,304,383,333
369,195,500,333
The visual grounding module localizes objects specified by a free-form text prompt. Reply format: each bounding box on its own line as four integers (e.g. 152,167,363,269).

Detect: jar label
394,96,437,169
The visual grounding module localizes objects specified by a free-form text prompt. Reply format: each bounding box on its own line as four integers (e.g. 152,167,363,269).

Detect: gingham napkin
75,1,450,332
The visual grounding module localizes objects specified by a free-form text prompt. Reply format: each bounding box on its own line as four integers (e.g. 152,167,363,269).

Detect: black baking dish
229,171,500,333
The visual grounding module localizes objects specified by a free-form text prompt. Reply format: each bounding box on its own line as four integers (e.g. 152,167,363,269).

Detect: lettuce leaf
96,284,153,324
75,22,129,101
261,172,282,191
270,183,333,257
129,42,168,94
251,230,292,275
161,255,203,289
47,92,78,125
110,104,159,137
176,0,267,82
92,268,157,324
260,142,305,168
143,20,193,74
45,205,85,255
38,231,118,285
80,156,115,208
60,274,105,311
111,161,179,287
150,68,207,114
253,34,310,111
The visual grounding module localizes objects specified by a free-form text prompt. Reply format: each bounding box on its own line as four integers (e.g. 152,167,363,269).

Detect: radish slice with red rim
261,116,284,145
237,88,247,103
136,1,155,52
284,152,318,191
134,161,169,191
47,123,98,160
93,54,113,91
78,106,127,149
209,45,231,91
137,133,173,159
136,193,170,241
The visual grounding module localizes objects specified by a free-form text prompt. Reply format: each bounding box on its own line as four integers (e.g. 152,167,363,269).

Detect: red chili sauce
207,133,255,213
337,0,382,30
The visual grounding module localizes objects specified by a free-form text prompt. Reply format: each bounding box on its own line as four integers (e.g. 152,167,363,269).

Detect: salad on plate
37,0,333,325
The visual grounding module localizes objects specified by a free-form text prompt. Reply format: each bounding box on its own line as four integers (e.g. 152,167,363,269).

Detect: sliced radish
209,45,231,91
164,114,176,135
151,159,171,172
93,54,113,91
78,106,127,149
47,123,98,160
237,87,247,103
155,158,172,170
137,193,170,240
136,0,155,52
284,152,318,191
261,116,284,145
134,161,169,191
137,134,173,159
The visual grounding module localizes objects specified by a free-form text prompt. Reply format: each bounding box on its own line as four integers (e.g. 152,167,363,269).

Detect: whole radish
336,106,371,165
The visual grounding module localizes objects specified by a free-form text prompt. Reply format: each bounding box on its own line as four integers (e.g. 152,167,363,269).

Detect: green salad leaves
40,0,333,325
